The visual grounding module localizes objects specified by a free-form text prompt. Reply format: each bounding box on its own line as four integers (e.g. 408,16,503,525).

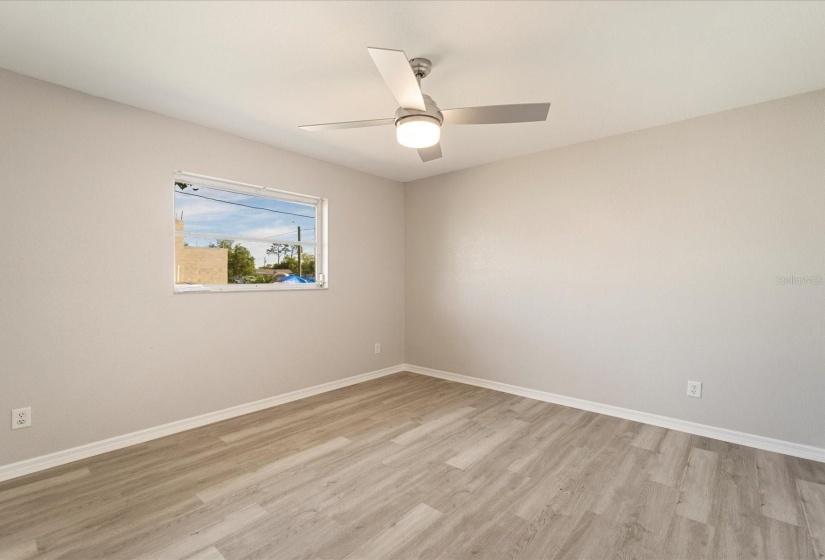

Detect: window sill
174,284,327,294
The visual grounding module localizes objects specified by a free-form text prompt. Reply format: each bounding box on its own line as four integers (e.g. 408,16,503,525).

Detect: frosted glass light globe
396,116,441,148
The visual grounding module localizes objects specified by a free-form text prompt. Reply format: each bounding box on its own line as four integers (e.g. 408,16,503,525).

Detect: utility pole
297,226,302,277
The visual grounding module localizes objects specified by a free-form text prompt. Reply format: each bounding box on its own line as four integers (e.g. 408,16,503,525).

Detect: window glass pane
266,245,317,283
175,240,317,286
174,184,316,243
174,180,321,290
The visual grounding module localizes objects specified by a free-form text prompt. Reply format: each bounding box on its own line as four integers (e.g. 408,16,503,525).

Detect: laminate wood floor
1,372,824,559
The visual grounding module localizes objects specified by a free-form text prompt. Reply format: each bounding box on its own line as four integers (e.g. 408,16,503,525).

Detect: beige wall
0,69,405,466
405,90,825,448
174,220,228,285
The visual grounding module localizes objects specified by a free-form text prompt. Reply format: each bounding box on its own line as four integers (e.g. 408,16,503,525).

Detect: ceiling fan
300,47,551,162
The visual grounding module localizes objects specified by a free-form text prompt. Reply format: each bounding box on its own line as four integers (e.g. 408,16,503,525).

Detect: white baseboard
4,362,821,484
403,363,825,463
0,365,404,483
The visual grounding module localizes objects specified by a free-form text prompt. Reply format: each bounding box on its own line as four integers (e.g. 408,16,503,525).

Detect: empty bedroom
0,1,823,559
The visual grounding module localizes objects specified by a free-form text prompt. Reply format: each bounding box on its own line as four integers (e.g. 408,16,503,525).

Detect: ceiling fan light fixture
396,115,441,148
300,47,551,163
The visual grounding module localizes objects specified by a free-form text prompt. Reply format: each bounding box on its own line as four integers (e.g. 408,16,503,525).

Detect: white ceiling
1,1,825,183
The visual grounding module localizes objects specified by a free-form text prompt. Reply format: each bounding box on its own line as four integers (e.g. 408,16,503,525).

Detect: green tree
272,256,298,273
266,243,292,263
211,240,256,282
269,253,315,278
300,254,316,278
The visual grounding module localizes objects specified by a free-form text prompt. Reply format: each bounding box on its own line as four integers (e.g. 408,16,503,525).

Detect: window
173,171,326,293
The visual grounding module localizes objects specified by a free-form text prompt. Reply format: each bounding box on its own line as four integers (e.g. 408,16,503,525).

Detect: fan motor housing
395,94,443,126
409,58,432,79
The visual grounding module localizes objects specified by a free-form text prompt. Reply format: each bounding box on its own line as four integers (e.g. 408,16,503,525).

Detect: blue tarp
277,274,314,284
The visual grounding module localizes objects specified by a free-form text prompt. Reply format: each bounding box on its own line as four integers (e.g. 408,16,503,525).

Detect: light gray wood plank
662,515,715,560
791,457,825,485
631,424,667,452
512,447,588,521
212,509,341,560
396,470,532,559
591,445,655,524
0,468,90,502
446,419,528,470
391,406,476,445
196,436,352,503
344,502,442,559
797,478,825,558
760,515,818,560
135,504,267,560
218,384,403,444
613,480,681,558
756,449,802,526
676,447,719,524
650,430,693,487
184,546,227,560
554,510,621,560
706,452,764,559
0,539,38,560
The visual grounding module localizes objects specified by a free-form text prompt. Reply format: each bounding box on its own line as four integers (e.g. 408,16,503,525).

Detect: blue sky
174,184,316,269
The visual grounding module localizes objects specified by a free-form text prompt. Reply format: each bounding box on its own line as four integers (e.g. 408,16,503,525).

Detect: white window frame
173,171,328,294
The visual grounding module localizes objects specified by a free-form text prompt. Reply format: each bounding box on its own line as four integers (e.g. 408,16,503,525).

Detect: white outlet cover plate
374,343,381,354
687,381,702,398
12,407,31,429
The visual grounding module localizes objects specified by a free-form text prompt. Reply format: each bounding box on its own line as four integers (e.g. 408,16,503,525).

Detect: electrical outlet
687,381,702,398
374,343,381,354
12,407,31,430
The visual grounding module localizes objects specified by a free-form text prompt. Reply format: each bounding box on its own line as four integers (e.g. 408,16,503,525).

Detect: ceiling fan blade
441,103,550,125
367,47,426,111
299,118,394,132
418,143,442,162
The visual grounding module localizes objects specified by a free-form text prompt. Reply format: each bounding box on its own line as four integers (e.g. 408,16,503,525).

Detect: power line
182,227,317,244
175,189,314,219
263,228,315,240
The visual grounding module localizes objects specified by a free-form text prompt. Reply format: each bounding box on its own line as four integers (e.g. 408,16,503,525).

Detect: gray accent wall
405,90,825,448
